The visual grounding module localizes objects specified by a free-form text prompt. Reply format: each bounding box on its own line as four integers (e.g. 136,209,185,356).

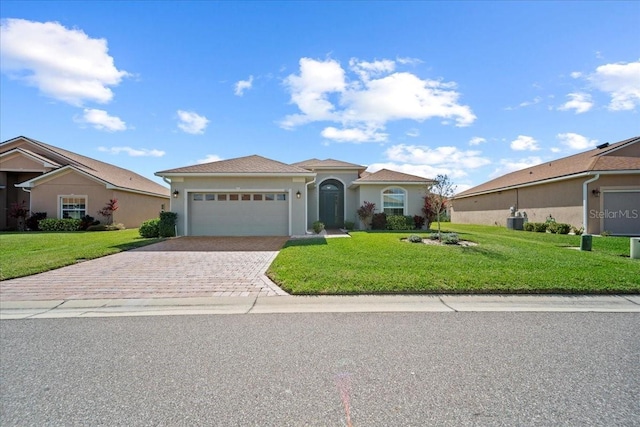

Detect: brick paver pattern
1,237,290,301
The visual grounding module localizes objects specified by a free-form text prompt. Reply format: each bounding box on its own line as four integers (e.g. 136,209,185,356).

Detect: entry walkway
0,237,289,301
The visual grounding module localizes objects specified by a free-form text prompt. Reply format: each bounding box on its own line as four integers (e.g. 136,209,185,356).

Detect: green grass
0,229,163,280
267,224,640,295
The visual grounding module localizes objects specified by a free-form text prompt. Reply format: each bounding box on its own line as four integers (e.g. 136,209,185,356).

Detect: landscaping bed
267,224,640,295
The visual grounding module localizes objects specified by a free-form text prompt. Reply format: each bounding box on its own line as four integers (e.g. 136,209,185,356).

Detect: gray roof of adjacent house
1,136,170,197
156,154,314,176
456,136,640,198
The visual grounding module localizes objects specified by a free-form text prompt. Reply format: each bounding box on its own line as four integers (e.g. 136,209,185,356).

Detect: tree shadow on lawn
460,245,509,260
283,238,328,248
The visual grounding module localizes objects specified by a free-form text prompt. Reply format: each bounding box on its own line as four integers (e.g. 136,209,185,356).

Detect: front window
382,188,405,215
61,196,86,219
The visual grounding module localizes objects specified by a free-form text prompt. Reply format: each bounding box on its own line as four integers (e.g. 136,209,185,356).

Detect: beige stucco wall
451,174,639,234
169,176,308,236
0,152,53,173
29,170,168,229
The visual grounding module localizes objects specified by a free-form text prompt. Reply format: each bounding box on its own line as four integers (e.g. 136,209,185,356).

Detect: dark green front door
319,179,344,228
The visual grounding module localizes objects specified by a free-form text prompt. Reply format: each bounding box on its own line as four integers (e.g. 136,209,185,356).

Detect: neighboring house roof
456,136,640,198
353,168,435,185
0,147,62,169
292,158,366,171
1,136,170,198
156,154,315,176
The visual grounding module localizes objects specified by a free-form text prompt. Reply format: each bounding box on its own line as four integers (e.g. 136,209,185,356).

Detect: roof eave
155,172,317,178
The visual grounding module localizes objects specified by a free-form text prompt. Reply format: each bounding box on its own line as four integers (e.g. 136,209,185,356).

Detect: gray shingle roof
354,168,434,184
157,155,313,175
456,136,640,198
1,136,170,197
292,158,366,170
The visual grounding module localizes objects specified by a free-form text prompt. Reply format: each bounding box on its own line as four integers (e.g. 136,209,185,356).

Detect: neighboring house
451,136,640,236
0,136,170,230
155,156,434,236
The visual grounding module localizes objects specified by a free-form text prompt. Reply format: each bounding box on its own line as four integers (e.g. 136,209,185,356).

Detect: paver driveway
0,237,289,301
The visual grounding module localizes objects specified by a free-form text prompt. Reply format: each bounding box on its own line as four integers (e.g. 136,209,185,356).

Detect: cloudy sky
1,2,638,192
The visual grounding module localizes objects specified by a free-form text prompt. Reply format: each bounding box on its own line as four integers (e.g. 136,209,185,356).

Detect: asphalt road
1,312,639,426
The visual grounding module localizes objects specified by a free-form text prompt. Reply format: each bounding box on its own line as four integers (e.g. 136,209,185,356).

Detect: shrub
441,233,459,245
413,215,426,229
79,215,100,231
386,215,415,230
572,226,584,235
530,222,548,233
97,198,119,225
371,213,387,230
312,221,325,234
407,234,422,243
601,230,611,237
139,218,160,238
39,218,82,231
159,211,178,237
523,222,535,232
8,200,29,231
343,221,355,230
25,212,47,231
88,223,125,232
356,201,376,229
552,223,571,234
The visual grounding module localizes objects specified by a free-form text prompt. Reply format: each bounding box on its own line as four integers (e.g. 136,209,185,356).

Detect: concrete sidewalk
2,294,639,319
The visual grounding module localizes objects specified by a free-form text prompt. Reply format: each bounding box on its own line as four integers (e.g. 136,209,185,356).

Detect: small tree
9,200,29,231
97,198,119,225
427,175,456,240
356,201,376,230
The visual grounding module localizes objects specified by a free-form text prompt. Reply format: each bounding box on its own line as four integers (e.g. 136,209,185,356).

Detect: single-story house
451,136,640,236
0,136,170,230
155,156,434,236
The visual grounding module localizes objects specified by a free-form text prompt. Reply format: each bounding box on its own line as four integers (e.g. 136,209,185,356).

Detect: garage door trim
183,188,292,236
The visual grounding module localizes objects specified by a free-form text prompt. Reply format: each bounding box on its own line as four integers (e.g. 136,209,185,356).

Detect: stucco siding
112,190,167,228
0,152,52,172
356,184,426,229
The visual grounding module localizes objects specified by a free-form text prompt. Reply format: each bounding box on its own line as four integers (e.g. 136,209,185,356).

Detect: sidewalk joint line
438,297,457,312
246,295,259,314
26,300,67,319
620,295,640,306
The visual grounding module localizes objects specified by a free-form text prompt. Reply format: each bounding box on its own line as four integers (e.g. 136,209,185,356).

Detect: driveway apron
0,237,289,301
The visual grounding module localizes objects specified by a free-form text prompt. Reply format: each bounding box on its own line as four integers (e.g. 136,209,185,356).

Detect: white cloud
519,96,542,108
98,146,165,157
556,132,597,150
396,56,423,65
550,147,562,153
321,126,387,143
234,75,254,96
280,57,476,142
469,136,486,146
489,156,543,179
589,60,640,111
558,92,593,114
75,108,127,132
0,18,129,106
570,71,583,79
197,154,223,164
406,128,420,137
375,143,491,179
177,110,209,134
510,135,540,151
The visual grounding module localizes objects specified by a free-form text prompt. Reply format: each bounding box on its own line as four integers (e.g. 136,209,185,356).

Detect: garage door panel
189,193,288,236
602,191,640,236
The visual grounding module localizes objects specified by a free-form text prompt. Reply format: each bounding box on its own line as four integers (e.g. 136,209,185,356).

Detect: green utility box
580,234,592,251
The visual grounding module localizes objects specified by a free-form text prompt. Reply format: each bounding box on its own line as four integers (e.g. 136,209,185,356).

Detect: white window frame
59,195,88,219
381,187,407,216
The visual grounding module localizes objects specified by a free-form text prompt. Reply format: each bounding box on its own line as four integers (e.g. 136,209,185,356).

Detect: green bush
312,221,325,234
441,233,459,244
39,218,82,231
159,211,178,237
572,226,584,235
26,212,47,231
407,234,423,243
139,218,160,238
531,222,548,232
343,221,355,230
548,222,571,234
523,222,535,232
386,215,415,230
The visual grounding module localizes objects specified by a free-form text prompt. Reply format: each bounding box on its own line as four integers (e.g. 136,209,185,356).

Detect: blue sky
1,1,639,193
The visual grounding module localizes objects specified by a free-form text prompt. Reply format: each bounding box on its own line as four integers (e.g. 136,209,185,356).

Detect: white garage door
602,191,640,236
188,192,289,236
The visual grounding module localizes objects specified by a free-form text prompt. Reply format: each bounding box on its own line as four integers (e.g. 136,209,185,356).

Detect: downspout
582,174,599,233
305,178,316,233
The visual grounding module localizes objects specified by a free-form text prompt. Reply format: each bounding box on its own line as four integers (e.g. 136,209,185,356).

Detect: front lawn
267,224,640,294
0,229,163,280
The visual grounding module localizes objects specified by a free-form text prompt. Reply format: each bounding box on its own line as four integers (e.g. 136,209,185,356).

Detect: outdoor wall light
591,188,600,197
172,190,180,198
296,190,301,199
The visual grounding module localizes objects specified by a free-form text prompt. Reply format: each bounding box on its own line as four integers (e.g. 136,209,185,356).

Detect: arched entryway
319,179,344,229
